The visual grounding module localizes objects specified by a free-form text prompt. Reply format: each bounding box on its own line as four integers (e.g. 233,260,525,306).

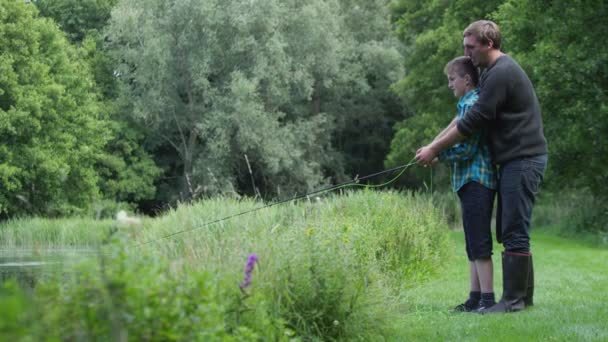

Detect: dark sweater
457,55,547,164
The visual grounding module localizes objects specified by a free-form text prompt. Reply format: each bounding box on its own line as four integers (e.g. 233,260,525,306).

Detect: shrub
0,190,451,340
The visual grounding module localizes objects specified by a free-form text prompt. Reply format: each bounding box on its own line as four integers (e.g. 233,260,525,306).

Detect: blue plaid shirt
439,88,497,192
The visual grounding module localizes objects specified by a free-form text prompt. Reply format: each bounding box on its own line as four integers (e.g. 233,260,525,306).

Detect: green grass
393,228,608,341
0,217,112,248
0,191,451,340
1,192,607,340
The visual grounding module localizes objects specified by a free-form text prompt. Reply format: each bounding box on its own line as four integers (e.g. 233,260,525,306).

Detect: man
415,20,548,313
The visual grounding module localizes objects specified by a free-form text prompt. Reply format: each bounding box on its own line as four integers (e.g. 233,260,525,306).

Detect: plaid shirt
439,88,497,192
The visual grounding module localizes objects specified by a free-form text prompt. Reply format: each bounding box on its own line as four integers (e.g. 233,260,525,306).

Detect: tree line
1,0,405,217
0,0,605,228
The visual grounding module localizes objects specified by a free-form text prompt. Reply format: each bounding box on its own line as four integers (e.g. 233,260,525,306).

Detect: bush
151,190,451,339
0,191,451,340
11,244,281,341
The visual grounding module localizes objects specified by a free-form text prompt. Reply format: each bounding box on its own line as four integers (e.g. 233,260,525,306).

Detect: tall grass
533,189,608,241
0,217,113,249
1,190,451,340
428,191,461,229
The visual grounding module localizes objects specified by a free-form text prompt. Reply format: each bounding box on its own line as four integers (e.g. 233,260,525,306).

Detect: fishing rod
137,158,419,246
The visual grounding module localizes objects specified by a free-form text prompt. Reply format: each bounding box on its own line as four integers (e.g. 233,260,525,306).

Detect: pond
0,249,96,288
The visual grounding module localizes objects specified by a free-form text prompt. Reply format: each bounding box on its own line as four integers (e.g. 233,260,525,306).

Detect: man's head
444,56,479,98
463,20,501,67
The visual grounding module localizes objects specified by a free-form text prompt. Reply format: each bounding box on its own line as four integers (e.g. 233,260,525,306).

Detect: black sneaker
450,298,479,313
470,300,496,314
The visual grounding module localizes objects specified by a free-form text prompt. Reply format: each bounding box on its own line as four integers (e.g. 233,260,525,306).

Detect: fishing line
137,158,418,246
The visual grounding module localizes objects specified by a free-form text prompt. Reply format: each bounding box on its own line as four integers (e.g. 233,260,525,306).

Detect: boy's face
447,71,468,98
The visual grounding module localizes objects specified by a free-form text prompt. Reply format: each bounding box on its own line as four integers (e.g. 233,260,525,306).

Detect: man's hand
415,145,438,166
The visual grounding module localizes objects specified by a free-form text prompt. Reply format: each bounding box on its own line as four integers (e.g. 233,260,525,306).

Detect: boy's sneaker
471,299,497,314
450,298,479,313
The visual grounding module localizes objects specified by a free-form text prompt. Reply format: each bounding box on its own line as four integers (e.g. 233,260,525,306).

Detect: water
0,249,96,288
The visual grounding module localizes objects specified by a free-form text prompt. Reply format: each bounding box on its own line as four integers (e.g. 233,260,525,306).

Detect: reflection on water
1,261,50,267
0,249,96,288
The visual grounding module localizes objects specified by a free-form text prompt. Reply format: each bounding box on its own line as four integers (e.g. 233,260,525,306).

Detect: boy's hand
415,145,438,166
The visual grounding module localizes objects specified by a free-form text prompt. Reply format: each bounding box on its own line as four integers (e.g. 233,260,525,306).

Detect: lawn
394,228,608,341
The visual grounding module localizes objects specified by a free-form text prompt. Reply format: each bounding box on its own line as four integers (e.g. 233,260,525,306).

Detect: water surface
0,249,96,288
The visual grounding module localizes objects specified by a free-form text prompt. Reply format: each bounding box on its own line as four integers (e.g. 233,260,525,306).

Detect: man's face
463,35,490,67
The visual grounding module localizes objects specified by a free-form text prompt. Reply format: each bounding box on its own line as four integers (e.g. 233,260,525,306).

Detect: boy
438,56,497,312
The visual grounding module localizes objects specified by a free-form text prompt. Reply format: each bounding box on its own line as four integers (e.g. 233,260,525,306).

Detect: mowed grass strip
394,229,608,341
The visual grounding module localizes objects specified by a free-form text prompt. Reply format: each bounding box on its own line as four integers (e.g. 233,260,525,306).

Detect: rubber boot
523,254,534,306
481,252,530,314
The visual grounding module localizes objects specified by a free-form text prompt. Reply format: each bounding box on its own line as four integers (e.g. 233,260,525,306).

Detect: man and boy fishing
416,20,547,313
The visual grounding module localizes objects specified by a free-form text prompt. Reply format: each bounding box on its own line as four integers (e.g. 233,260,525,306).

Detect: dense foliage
34,0,118,43
388,0,607,231
0,1,604,232
105,0,405,204
34,0,161,215
0,2,109,216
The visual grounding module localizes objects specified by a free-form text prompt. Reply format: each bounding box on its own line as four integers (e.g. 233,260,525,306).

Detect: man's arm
433,117,457,142
415,123,466,165
459,66,506,136
438,132,480,162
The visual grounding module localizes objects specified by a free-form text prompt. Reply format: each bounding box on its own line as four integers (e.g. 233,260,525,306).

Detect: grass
394,228,608,341
0,191,451,340
1,191,607,340
0,217,111,249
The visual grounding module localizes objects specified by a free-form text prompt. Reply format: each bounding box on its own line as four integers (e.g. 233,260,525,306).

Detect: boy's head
444,56,479,98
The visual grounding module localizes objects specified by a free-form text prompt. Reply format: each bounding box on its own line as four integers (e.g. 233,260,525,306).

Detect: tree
329,0,407,179
106,0,338,202
0,1,109,216
34,0,118,43
34,0,161,213
106,0,406,203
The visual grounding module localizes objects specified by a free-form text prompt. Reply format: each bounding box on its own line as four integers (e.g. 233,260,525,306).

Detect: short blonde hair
463,20,501,49
444,56,479,86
